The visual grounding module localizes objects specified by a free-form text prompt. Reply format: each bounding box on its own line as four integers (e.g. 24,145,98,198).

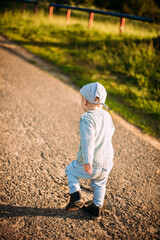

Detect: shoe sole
81,208,101,219
65,200,84,212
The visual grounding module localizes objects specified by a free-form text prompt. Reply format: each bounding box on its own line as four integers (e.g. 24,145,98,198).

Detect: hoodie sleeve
79,115,95,165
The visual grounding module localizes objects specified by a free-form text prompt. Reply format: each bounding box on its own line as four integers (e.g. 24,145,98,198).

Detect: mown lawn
0,7,160,137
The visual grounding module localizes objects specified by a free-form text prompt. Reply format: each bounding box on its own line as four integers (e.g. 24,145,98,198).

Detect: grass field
0,7,160,137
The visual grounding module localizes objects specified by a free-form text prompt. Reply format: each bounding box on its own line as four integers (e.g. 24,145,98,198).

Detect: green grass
0,8,160,137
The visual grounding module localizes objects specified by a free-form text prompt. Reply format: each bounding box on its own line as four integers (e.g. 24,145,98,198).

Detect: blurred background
0,0,160,138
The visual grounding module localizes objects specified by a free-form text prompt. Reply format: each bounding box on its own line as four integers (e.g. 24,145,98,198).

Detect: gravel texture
0,36,160,240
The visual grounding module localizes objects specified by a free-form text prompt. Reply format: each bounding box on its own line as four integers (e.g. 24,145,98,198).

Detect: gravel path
0,37,160,239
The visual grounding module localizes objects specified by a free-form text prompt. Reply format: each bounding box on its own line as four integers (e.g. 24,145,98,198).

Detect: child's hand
83,163,93,174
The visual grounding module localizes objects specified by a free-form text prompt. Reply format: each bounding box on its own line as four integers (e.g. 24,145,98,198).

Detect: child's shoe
65,191,84,211
82,202,102,219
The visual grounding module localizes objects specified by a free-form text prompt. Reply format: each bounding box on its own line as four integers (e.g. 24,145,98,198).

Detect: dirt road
0,37,159,239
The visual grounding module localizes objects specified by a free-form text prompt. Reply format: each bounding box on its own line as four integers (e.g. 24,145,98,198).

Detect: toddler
65,82,115,219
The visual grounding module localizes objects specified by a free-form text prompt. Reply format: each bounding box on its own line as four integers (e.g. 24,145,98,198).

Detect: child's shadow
0,204,87,220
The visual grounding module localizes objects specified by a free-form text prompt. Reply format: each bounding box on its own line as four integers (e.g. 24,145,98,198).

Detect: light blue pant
65,160,112,207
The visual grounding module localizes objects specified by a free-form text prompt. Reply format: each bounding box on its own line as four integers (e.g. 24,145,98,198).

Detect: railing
49,4,154,33
2,2,154,32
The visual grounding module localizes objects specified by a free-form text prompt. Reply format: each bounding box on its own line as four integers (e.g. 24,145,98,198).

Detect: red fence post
120,17,125,33
66,9,71,24
49,6,54,19
22,2,26,13
88,12,94,28
34,3,38,14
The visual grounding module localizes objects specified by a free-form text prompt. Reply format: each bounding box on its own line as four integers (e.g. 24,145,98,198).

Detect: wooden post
34,3,38,14
22,2,26,13
66,9,71,24
120,17,125,33
49,6,54,19
88,12,94,28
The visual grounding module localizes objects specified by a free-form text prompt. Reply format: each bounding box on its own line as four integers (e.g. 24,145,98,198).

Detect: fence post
34,3,38,14
120,17,125,33
88,12,94,28
49,5,54,18
22,2,26,13
66,9,71,24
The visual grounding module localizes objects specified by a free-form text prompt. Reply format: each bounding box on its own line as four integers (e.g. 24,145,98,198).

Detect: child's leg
65,160,93,211
91,172,109,207
81,170,111,219
65,160,92,194
65,166,81,194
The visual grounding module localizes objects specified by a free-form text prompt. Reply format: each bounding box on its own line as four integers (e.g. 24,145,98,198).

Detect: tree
94,0,124,11
53,0,94,6
93,0,160,22
123,0,160,22
123,0,151,15
94,0,110,9
154,0,160,8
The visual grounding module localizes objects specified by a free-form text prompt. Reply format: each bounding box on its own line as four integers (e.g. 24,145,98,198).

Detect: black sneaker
82,202,102,219
65,191,84,211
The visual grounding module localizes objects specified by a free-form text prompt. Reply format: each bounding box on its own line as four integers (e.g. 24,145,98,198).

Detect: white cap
80,82,108,110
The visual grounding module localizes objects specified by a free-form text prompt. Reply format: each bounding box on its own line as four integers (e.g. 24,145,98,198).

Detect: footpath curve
0,37,159,239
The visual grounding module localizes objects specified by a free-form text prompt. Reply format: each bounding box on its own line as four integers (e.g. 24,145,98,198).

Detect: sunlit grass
1,10,159,38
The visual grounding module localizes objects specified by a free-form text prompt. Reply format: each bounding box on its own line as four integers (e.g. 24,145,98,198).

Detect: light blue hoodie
76,108,115,169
